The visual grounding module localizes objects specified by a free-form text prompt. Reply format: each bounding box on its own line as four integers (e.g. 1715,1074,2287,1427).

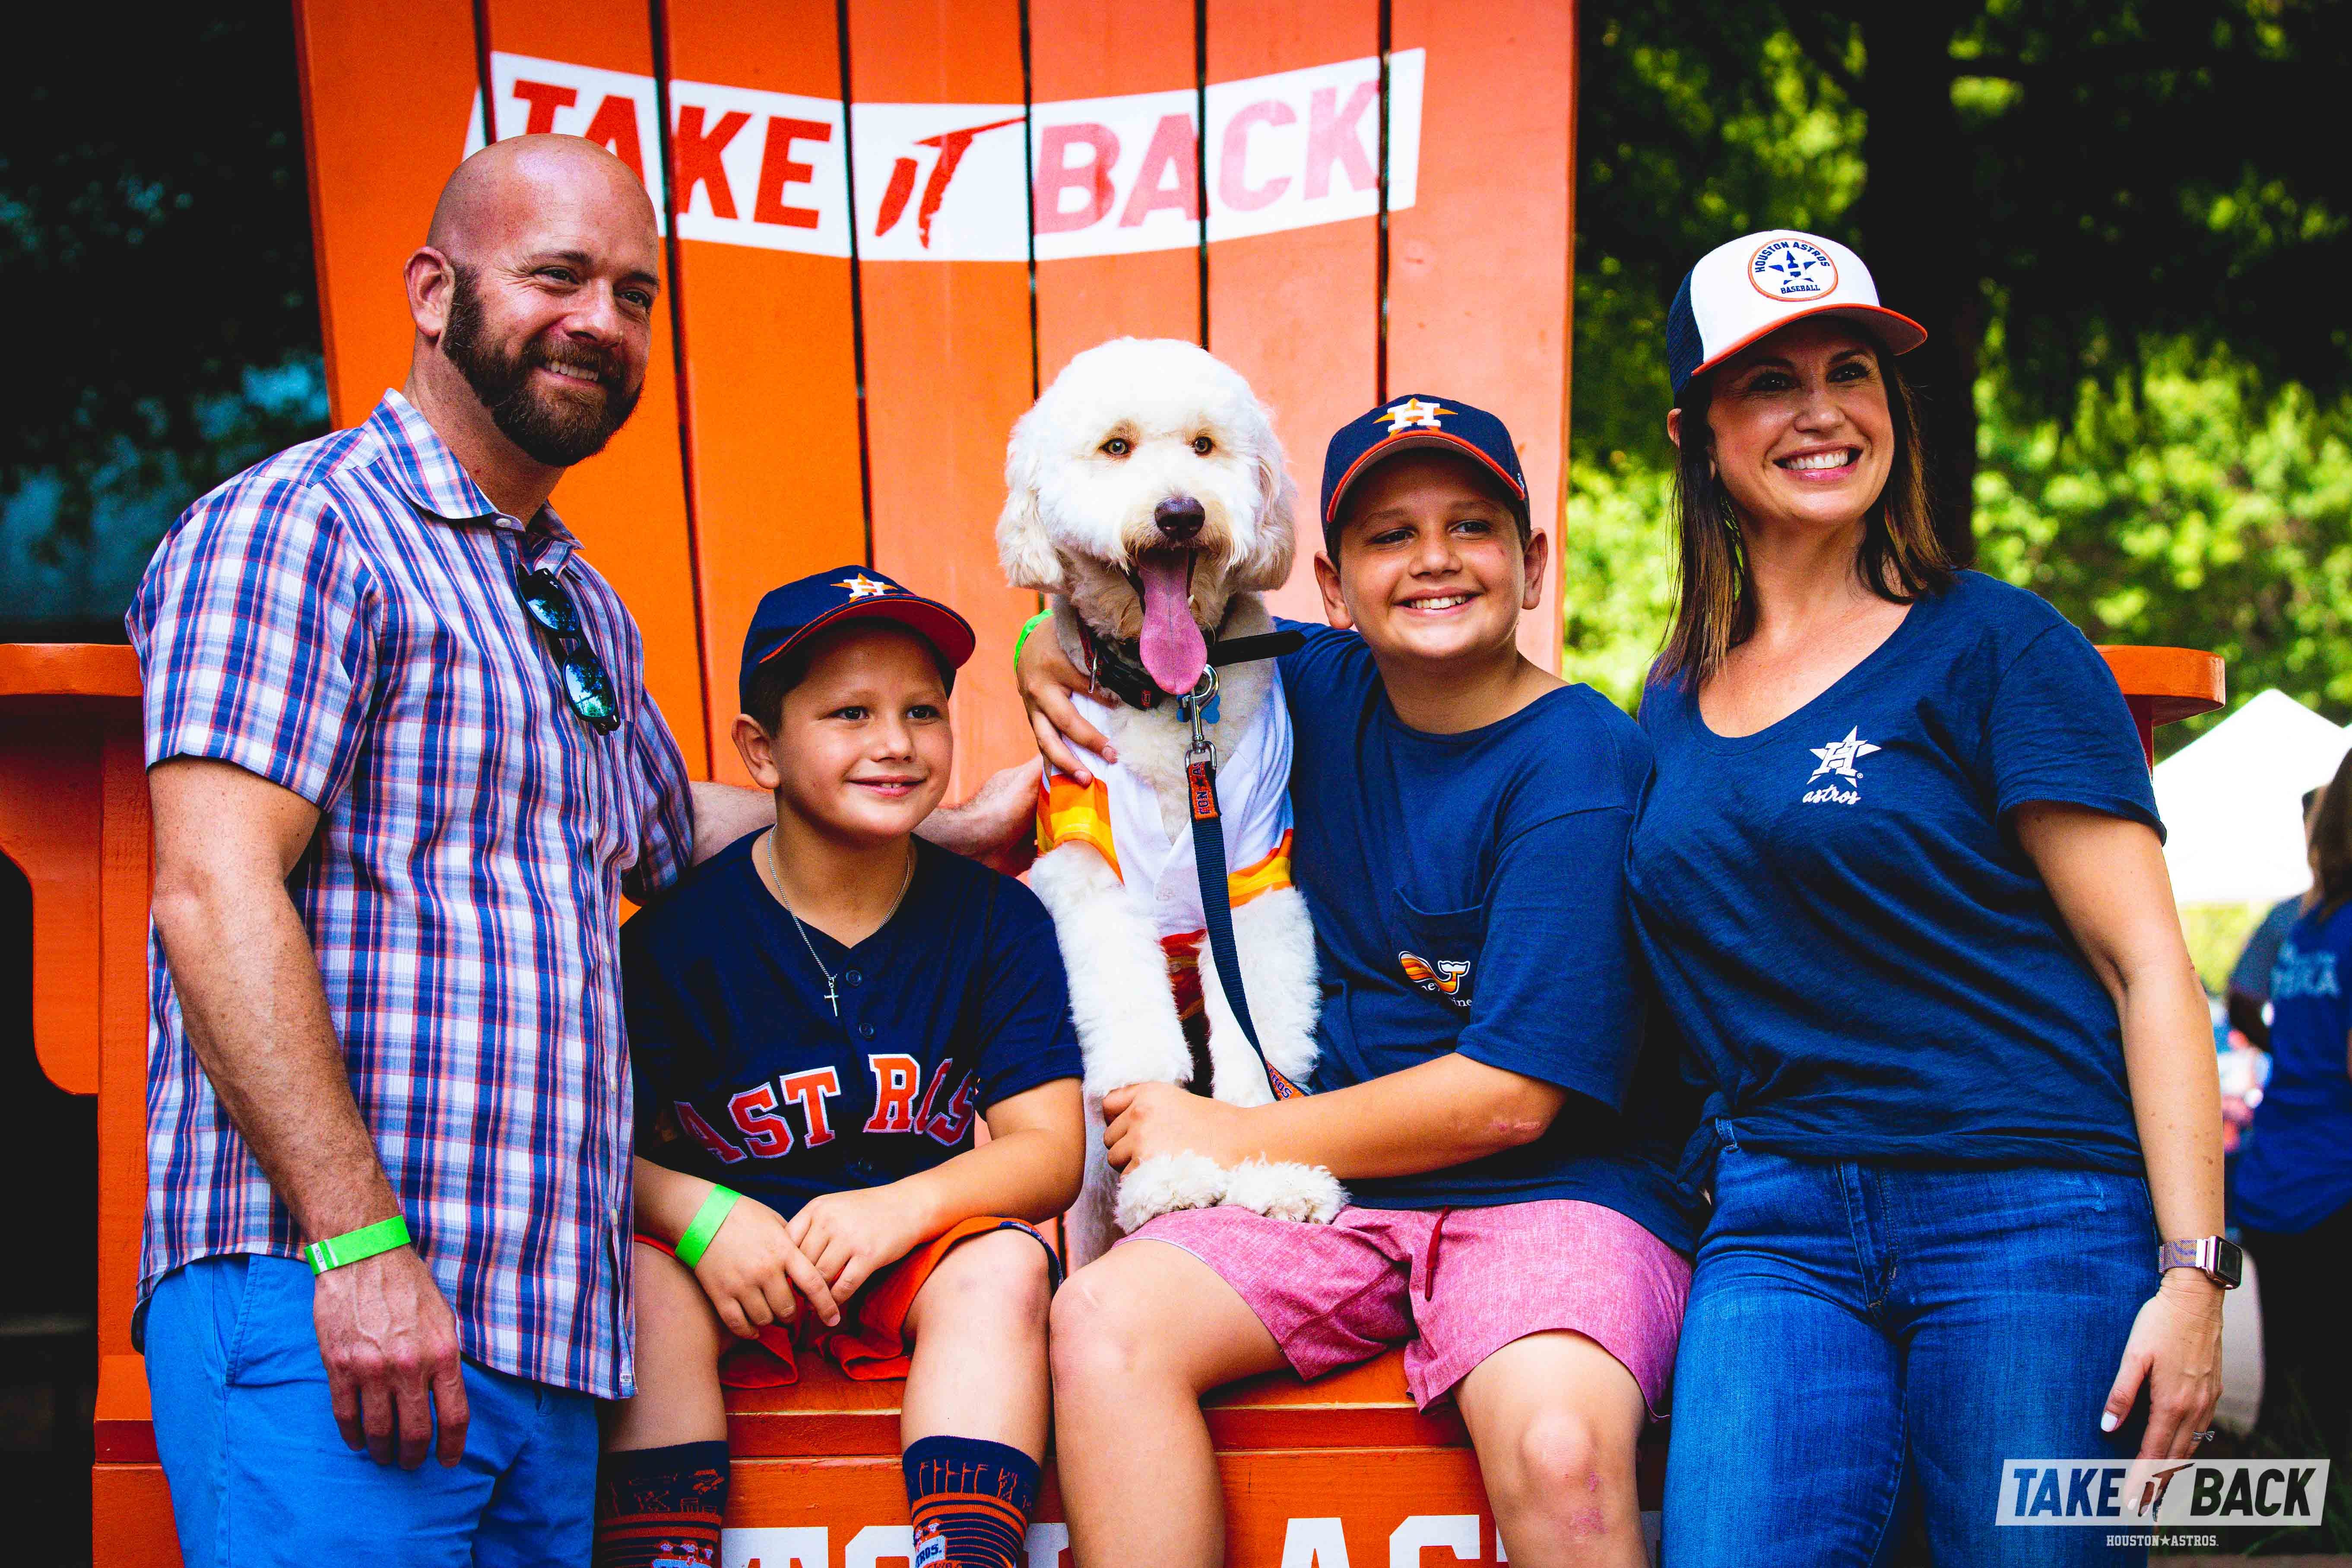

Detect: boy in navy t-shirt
597,570,1083,1568
1021,399,1699,1567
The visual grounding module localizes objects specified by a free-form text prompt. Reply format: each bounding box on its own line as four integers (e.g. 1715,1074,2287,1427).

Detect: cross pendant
824,978,840,1017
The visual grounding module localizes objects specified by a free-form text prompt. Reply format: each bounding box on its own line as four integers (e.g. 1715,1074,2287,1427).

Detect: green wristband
304,1216,412,1275
1011,609,1053,674
674,1185,741,1270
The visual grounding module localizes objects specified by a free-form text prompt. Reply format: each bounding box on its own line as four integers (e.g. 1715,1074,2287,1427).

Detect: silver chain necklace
766,830,916,1017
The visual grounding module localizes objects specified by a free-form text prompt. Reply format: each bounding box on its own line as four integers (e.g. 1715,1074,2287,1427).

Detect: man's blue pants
145,1254,599,1567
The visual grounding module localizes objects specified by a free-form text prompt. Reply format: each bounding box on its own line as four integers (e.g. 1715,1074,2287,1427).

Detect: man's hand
787,1185,937,1303
1101,1082,1248,1172
916,763,1040,876
693,1193,841,1333
313,1246,469,1469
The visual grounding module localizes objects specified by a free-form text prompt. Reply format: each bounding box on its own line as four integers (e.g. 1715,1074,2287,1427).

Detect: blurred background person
2231,754,2352,1458
2225,786,2326,1052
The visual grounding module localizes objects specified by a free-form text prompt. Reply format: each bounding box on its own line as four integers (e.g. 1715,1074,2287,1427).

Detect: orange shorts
637,1215,1057,1388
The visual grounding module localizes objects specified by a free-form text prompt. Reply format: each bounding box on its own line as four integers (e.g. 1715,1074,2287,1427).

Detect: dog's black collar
1079,623,1166,712
1076,619,1307,712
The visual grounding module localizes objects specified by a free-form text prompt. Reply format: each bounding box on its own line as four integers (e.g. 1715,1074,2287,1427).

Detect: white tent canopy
2155,688,2351,906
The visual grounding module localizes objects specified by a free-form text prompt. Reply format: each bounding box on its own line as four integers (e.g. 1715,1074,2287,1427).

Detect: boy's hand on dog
1014,619,1116,782
1102,1082,1247,1172
694,1193,843,1334
788,1186,932,1304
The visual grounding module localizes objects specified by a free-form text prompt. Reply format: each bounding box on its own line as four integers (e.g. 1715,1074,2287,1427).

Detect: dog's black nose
1154,496,1205,541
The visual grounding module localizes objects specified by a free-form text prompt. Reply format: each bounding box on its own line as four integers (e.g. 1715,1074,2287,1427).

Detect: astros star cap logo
741,566,976,715
1322,393,1528,528
1375,397,1455,433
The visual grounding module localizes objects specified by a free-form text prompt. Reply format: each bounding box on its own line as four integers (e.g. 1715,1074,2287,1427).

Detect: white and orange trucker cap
1665,229,1927,399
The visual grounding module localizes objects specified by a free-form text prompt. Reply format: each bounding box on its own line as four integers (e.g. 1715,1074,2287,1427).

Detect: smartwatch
2158,1235,2243,1289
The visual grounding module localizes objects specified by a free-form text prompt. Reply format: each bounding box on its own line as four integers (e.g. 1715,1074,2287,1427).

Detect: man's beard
441,266,643,467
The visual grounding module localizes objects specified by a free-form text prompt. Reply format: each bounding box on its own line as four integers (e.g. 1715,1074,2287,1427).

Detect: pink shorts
1122,1199,1691,1415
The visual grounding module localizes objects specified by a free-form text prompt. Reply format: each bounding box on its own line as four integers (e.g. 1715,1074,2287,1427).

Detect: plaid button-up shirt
127,391,694,1398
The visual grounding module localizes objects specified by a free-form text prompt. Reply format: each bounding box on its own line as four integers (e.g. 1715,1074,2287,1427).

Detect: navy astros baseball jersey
621,833,1082,1219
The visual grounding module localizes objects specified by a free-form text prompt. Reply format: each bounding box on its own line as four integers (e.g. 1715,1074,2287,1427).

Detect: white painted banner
463,48,1422,261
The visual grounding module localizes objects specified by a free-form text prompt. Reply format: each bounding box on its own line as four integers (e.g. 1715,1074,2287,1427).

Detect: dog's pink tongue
1135,551,1207,696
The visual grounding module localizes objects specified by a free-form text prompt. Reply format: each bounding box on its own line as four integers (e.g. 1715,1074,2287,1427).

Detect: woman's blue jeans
1663,1142,2157,1567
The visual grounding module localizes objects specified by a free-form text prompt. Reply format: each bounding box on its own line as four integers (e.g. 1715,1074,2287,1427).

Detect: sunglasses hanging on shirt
514,568,621,734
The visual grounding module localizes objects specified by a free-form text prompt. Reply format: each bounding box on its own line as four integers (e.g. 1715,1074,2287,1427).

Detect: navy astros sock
593,1440,730,1568
903,1433,1041,1568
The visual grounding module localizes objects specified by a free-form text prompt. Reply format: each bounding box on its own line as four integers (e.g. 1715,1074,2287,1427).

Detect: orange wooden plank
0,648,158,1195
479,0,714,776
1388,0,1575,673
91,1444,1512,1568
0,714,101,1096
1215,1448,1502,1567
1027,0,1203,383
1205,0,1383,622
722,1344,1464,1460
660,0,867,782
0,670,143,1203
848,0,1040,799
1204,1353,1471,1451
293,0,483,429
91,1463,181,1568
0,680,152,1345
95,1354,155,1462
723,1447,1514,1565
2099,643,2226,765
99,723,152,1356
2098,646,2226,717
0,643,140,697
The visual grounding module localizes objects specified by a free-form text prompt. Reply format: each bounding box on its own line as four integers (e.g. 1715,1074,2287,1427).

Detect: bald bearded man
127,136,1030,1566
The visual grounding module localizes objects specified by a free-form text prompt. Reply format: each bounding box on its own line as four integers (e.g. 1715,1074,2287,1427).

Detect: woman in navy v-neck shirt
1631,232,2230,1568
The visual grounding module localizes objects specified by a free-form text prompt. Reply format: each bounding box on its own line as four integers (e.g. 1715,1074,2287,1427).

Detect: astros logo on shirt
1802,725,1880,806
1400,950,1473,1008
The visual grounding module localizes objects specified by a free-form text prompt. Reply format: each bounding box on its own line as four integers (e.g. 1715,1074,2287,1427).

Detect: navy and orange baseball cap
1321,395,1528,533
738,567,976,713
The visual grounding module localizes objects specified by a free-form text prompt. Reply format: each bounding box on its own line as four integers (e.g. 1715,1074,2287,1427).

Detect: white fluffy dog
998,337,1341,1266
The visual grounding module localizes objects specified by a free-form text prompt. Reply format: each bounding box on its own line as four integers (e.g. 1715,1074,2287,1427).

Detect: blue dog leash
1174,632,1307,1100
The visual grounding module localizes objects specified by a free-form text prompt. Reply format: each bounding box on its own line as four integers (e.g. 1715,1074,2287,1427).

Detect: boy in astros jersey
596,568,1085,1568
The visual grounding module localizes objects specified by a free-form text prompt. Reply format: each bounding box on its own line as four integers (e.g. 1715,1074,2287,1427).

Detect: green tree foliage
0,11,326,552
1558,459,1679,708
1573,18,1865,472
1975,340,2352,737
